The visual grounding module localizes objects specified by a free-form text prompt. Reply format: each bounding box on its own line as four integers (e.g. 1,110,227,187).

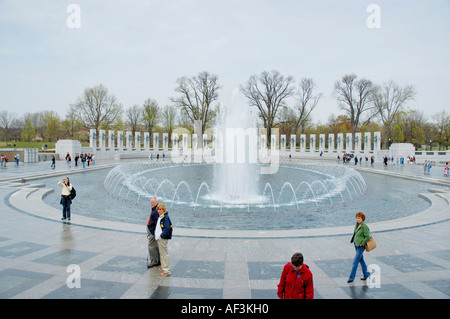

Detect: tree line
1,70,449,150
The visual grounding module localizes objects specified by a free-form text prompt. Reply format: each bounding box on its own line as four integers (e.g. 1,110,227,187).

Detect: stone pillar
117,131,124,150
260,135,266,150
319,134,325,153
290,135,296,153
280,135,286,151
337,133,344,153
99,129,106,150
89,129,97,149
328,134,335,152
163,133,169,151
202,133,208,149
355,132,362,152
172,133,179,149
300,134,306,152
126,131,132,150
108,130,115,149
182,133,188,150
144,132,150,150
135,132,141,149
374,132,381,151
364,132,371,154
192,134,198,149
309,134,316,152
345,133,352,153
153,133,159,150
270,134,277,150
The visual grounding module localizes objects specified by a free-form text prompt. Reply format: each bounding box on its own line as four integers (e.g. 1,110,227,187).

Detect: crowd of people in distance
336,153,375,166
0,153,20,167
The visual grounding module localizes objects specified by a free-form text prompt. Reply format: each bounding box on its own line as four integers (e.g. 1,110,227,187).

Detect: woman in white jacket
58,177,73,220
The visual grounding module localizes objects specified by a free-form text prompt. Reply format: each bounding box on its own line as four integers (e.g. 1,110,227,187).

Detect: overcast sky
0,0,449,124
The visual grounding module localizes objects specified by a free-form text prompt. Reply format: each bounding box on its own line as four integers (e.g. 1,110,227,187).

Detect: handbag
365,236,376,252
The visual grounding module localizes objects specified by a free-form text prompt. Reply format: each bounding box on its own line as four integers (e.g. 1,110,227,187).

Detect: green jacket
352,222,370,247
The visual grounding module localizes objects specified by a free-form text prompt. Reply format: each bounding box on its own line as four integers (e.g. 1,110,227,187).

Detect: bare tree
372,80,416,147
126,105,143,136
72,84,123,134
142,98,160,139
431,110,450,150
62,108,83,140
334,74,375,148
241,70,295,147
171,71,220,133
162,105,177,144
0,110,18,141
293,78,322,133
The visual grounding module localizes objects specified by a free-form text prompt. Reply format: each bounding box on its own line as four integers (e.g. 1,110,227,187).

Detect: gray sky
0,0,449,123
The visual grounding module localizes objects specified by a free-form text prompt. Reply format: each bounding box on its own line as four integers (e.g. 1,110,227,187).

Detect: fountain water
103,160,367,215
209,89,262,204
101,90,369,227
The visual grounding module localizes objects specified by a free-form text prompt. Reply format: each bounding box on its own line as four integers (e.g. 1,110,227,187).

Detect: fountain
103,90,368,216
103,159,367,214
101,90,369,230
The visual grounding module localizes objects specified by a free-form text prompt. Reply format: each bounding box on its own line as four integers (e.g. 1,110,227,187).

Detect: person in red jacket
277,252,314,299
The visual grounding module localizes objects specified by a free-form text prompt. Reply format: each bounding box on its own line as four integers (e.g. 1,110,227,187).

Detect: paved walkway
1,158,450,300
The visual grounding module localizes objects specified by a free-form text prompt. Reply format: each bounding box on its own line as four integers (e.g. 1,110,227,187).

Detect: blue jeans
349,244,370,281
61,196,72,219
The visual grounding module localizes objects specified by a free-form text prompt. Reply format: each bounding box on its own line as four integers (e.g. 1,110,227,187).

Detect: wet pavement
1,157,450,300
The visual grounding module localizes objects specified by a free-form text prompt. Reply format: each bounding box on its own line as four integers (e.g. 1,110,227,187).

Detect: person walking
277,252,314,299
58,177,73,220
155,203,173,276
348,212,371,283
146,197,160,268
51,155,56,169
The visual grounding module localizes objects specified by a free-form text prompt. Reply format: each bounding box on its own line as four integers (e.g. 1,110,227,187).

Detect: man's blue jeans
349,244,370,281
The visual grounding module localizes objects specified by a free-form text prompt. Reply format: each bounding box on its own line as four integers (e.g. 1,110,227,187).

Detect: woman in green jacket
348,212,371,283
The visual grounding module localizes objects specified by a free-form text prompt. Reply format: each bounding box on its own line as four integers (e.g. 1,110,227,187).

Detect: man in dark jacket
277,252,314,299
146,197,160,268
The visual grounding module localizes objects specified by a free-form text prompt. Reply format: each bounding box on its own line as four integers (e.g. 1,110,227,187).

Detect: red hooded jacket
277,262,314,299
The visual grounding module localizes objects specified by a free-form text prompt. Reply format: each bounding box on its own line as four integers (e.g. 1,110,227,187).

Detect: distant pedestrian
427,160,432,175
51,156,56,169
277,252,314,299
444,162,449,177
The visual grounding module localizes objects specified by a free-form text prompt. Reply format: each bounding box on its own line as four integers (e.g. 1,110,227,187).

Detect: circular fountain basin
40,161,442,231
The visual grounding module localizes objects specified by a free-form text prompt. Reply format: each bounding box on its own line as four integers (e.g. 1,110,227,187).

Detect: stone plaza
1,153,450,300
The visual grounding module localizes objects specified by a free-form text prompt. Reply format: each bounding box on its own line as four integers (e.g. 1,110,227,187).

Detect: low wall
0,148,39,163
